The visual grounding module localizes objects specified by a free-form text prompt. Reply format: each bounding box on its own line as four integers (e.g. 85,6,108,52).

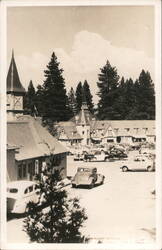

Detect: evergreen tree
83,80,94,114
97,60,120,120
41,52,71,123
135,70,155,119
35,84,44,117
68,87,77,116
75,82,83,112
111,76,126,119
124,78,136,119
23,150,88,243
24,80,36,116
120,76,125,87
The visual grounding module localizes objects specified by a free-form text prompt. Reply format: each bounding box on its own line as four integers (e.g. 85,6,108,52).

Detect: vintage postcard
0,0,161,249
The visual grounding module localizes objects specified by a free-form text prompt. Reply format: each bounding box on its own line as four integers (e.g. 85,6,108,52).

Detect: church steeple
7,50,25,94
7,51,26,121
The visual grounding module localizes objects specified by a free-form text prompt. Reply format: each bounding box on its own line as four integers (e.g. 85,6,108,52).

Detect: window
82,131,85,135
28,162,35,180
24,188,28,194
29,186,33,193
18,165,22,179
23,164,26,178
107,139,114,143
7,188,18,193
143,128,148,133
125,128,130,132
35,160,39,174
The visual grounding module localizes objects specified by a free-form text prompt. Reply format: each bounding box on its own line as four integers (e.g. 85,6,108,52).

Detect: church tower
7,51,26,121
75,87,95,145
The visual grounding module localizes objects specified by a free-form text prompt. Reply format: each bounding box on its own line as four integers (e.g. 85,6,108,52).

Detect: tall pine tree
97,60,120,120
68,87,77,116
75,82,83,112
24,80,36,116
41,52,71,123
135,70,155,119
35,84,45,117
83,80,94,114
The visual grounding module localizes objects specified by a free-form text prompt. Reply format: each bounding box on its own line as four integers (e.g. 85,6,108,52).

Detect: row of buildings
57,107,155,148
6,52,156,182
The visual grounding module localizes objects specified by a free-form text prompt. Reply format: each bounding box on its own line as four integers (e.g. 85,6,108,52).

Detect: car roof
7,180,36,190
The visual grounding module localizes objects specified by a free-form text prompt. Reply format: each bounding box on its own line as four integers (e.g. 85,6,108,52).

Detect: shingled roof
7,51,26,94
7,116,67,161
92,120,155,137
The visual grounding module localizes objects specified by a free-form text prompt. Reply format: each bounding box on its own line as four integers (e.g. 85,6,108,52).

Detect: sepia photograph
0,0,161,249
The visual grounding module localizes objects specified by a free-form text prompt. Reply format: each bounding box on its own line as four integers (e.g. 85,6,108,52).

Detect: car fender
96,174,104,183
88,176,94,184
12,200,27,214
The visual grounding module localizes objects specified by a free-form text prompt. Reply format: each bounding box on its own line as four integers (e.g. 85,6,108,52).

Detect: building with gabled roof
56,121,82,147
7,52,68,182
58,94,155,147
91,120,155,145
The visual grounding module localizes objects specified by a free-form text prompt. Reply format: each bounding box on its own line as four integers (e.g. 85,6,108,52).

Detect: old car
108,148,128,159
7,181,40,214
120,156,155,172
71,167,105,188
74,153,84,161
83,150,109,162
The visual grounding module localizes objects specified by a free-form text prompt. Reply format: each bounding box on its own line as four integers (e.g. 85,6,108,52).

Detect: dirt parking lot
67,154,155,244
7,153,155,245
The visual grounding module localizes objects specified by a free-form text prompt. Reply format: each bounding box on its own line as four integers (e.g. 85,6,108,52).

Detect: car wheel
89,182,94,189
147,166,152,172
25,203,30,215
105,157,109,162
101,177,105,185
72,183,77,188
122,166,128,172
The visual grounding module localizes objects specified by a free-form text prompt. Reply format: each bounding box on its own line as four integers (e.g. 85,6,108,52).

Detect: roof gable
7,116,67,161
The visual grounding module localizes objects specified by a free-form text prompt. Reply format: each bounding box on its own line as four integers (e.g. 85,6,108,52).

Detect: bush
23,154,88,243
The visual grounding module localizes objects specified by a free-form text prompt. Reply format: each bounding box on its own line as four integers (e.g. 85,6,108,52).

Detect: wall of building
13,153,67,181
7,149,17,182
76,125,90,145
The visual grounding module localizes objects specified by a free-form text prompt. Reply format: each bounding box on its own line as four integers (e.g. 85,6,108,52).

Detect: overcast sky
7,5,154,103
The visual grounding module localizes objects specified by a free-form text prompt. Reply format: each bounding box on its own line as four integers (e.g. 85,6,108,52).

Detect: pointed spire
12,49,14,59
7,51,25,94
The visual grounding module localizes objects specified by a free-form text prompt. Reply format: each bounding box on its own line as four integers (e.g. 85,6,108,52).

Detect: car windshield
78,168,91,172
7,188,18,193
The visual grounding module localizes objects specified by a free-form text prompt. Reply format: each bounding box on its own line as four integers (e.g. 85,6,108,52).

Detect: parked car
74,153,84,161
72,167,105,188
7,181,40,214
120,157,155,172
108,148,128,159
83,150,109,162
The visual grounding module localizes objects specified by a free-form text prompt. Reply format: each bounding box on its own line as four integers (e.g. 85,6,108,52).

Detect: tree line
24,52,155,125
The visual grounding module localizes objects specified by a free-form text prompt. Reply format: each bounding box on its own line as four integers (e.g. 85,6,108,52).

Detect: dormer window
125,128,130,132
143,128,148,133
